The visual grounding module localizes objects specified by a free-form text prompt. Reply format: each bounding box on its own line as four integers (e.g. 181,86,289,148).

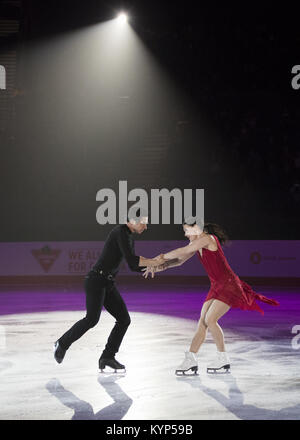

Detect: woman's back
197,234,279,314
197,234,235,285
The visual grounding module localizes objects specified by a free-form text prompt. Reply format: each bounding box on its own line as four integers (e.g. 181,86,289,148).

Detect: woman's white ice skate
175,351,198,376
207,351,230,374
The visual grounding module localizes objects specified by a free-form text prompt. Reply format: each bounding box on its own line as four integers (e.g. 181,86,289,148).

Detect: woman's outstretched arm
142,236,210,278
142,254,194,278
163,235,210,260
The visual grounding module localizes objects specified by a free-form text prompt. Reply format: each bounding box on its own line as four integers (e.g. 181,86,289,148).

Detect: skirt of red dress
205,276,279,315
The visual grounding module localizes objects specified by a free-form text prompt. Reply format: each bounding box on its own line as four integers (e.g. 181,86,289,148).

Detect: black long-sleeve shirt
92,224,145,276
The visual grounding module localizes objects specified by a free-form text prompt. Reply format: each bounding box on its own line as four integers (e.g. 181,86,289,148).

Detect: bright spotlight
117,12,128,24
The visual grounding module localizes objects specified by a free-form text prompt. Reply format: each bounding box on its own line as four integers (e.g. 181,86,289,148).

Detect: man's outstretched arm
117,227,166,272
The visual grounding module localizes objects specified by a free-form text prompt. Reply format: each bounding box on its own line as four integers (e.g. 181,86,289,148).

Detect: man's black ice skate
98,357,126,373
53,340,66,364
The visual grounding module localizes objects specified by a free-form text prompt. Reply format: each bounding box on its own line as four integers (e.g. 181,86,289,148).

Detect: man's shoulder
108,224,129,237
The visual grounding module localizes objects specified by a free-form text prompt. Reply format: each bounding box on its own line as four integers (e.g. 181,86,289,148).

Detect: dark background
0,0,299,242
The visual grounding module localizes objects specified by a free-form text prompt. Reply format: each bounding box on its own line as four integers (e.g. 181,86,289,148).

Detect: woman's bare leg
189,299,214,353
204,299,230,352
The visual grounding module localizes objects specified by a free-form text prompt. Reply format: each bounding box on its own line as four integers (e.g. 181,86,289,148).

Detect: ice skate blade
98,367,126,375
175,366,198,376
207,364,230,374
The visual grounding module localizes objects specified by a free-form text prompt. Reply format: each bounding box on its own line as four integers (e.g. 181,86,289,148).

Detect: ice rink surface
0,284,299,420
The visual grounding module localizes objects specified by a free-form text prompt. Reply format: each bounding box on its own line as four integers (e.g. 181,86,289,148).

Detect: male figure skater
54,211,165,372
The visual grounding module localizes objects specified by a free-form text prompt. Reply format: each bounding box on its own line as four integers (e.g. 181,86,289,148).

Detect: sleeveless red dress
197,234,279,315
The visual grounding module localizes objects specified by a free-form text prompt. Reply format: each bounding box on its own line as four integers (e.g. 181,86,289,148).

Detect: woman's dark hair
183,218,228,245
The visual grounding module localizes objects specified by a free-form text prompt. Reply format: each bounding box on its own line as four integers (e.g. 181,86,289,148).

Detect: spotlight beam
117,12,128,24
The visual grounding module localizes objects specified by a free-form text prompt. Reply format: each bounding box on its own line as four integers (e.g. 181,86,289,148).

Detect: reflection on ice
0,309,299,420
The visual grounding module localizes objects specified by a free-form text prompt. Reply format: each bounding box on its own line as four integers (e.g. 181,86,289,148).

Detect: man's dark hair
128,207,149,223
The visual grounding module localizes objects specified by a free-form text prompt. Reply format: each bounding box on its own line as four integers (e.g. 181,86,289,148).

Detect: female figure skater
143,220,279,374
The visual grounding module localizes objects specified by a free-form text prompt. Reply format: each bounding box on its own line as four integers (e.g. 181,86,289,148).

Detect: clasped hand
142,253,165,279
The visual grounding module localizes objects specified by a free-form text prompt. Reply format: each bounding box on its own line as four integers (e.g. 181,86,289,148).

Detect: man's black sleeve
117,227,146,272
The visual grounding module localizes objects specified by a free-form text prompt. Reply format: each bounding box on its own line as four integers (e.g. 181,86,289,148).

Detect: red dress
197,234,279,315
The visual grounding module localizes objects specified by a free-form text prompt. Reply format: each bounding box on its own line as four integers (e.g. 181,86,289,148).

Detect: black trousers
58,271,131,358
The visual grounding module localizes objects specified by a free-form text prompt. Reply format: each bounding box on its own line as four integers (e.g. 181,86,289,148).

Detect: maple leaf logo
31,245,61,273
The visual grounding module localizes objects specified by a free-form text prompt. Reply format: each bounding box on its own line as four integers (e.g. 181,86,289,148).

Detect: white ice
0,310,299,420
